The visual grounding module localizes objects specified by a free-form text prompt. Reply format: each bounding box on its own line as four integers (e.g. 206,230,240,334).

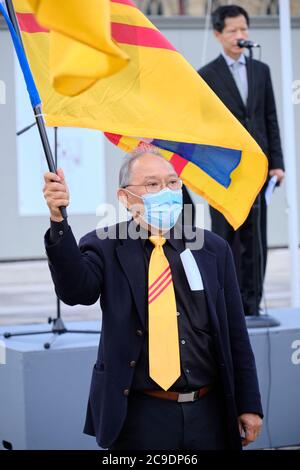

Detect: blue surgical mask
141,188,183,230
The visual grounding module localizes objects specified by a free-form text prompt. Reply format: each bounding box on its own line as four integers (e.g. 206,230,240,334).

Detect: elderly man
43,149,263,450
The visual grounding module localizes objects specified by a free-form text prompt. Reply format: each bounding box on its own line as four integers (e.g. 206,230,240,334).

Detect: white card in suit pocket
180,248,204,291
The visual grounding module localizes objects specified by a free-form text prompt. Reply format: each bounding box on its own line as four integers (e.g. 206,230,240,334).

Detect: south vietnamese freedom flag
11,0,268,229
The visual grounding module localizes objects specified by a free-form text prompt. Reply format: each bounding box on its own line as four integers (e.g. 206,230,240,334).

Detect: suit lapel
116,234,147,328
215,55,246,111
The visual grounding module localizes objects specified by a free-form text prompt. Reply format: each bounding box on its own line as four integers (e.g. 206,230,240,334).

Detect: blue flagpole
1,0,67,219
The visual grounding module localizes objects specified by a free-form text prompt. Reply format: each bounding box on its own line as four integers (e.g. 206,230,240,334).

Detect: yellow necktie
148,236,181,390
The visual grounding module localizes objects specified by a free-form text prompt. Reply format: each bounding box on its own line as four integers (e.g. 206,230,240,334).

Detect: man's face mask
126,187,183,231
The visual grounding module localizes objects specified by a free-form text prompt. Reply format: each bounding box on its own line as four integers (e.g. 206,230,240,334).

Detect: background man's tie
148,235,181,390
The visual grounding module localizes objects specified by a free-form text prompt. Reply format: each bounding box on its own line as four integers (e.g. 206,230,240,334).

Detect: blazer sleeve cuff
45,225,82,266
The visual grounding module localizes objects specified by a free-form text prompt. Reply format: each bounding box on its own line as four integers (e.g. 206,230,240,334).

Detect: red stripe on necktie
149,278,173,305
149,271,172,299
148,266,170,291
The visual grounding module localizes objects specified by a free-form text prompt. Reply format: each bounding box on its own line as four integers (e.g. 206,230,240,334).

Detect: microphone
237,39,260,48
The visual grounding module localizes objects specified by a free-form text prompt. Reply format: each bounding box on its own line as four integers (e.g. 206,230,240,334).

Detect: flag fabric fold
26,0,129,95
12,0,268,229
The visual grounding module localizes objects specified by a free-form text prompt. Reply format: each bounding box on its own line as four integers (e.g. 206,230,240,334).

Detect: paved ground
0,248,298,326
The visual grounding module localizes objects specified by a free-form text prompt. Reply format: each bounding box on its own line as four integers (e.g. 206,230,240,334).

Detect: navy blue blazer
198,55,284,171
45,222,263,449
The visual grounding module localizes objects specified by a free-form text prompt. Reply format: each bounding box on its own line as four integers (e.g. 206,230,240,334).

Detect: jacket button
123,389,130,396
130,361,136,368
136,329,143,336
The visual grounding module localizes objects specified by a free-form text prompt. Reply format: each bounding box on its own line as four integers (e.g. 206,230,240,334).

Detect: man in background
198,4,285,316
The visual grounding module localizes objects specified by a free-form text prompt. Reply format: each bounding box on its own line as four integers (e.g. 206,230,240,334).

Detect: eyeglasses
123,178,183,194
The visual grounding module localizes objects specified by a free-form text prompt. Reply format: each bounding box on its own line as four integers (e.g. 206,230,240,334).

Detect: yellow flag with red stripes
12,0,268,229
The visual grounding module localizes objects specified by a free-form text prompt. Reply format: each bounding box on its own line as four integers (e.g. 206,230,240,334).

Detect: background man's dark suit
45,221,263,450
198,55,284,314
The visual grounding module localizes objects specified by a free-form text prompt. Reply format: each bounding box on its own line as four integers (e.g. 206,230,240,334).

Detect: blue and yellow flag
13,0,268,229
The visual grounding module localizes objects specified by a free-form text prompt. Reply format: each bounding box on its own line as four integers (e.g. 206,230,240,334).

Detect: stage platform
0,321,100,450
0,310,299,450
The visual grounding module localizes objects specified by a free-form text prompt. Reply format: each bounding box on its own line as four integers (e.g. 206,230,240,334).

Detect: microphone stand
245,46,279,328
4,126,100,348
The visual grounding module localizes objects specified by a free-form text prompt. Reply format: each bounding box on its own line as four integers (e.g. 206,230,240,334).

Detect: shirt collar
139,221,185,253
222,50,246,67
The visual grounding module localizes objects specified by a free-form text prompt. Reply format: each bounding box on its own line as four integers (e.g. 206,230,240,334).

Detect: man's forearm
45,226,103,306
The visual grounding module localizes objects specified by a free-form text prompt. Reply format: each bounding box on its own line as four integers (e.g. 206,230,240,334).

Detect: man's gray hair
119,147,168,188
